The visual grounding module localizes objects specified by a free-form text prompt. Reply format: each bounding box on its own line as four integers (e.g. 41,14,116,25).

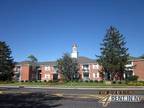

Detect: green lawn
0,81,144,88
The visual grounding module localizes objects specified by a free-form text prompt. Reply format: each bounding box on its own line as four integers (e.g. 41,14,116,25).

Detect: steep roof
78,56,96,64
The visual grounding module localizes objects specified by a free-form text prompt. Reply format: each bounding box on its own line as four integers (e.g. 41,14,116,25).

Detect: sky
0,0,144,62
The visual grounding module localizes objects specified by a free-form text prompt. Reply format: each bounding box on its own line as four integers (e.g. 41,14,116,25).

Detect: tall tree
27,54,38,80
57,53,79,81
0,41,15,81
97,26,129,81
27,54,38,63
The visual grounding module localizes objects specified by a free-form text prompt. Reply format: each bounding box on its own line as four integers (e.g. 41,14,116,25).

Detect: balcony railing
125,64,133,67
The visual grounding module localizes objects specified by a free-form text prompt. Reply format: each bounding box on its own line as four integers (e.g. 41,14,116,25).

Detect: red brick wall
89,64,93,80
133,60,144,81
21,64,30,81
50,66,53,80
40,65,54,81
40,65,46,81
79,64,83,80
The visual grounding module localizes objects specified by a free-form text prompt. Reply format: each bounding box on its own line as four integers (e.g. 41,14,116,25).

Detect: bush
21,80,24,82
118,81,122,84
127,75,139,81
48,80,53,83
38,80,42,83
34,80,38,83
10,81,16,83
25,80,28,82
85,80,89,83
29,80,33,82
64,80,69,83
44,80,47,82
90,80,93,83
94,80,98,83
112,81,116,84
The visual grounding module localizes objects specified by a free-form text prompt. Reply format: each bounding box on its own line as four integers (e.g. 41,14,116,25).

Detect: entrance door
53,74,58,80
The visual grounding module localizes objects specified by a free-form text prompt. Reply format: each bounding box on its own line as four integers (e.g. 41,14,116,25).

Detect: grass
0,80,144,88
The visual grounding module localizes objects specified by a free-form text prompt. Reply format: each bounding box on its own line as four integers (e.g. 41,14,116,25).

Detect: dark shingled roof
16,56,96,66
78,56,96,64
38,56,96,65
16,61,34,65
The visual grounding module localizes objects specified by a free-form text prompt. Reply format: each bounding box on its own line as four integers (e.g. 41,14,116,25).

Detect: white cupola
71,43,78,59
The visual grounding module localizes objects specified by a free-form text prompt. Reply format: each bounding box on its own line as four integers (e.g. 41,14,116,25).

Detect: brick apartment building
14,44,144,81
125,59,144,81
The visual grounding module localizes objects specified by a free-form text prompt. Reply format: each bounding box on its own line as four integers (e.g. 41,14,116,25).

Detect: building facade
125,59,144,81
14,44,144,81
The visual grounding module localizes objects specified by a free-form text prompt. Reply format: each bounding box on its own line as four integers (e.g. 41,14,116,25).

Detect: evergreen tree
57,53,79,81
97,26,129,81
0,41,15,81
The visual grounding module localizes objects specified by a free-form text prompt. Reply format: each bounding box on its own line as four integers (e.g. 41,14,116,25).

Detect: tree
27,54,38,63
97,26,129,81
27,54,38,80
57,53,79,81
0,41,15,81
138,54,144,59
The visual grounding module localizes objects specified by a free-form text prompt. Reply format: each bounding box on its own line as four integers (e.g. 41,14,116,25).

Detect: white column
132,71,135,76
97,72,99,78
93,73,95,79
123,73,126,79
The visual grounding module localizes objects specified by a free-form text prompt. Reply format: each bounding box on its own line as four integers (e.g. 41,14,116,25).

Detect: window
53,66,58,73
93,64,99,69
83,72,89,77
45,66,50,71
45,74,50,79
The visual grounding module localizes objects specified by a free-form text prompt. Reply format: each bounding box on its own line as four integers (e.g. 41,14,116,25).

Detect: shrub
85,80,89,83
10,81,15,83
64,80,69,83
29,80,33,82
94,80,98,83
44,80,47,82
21,80,24,82
90,80,93,83
25,80,28,82
127,75,139,81
118,81,122,84
34,80,37,83
48,80,53,83
112,81,116,84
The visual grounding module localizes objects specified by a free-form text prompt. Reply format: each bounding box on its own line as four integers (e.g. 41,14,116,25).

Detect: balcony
53,66,58,74
14,71,20,74
125,67,133,71
125,64,133,68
